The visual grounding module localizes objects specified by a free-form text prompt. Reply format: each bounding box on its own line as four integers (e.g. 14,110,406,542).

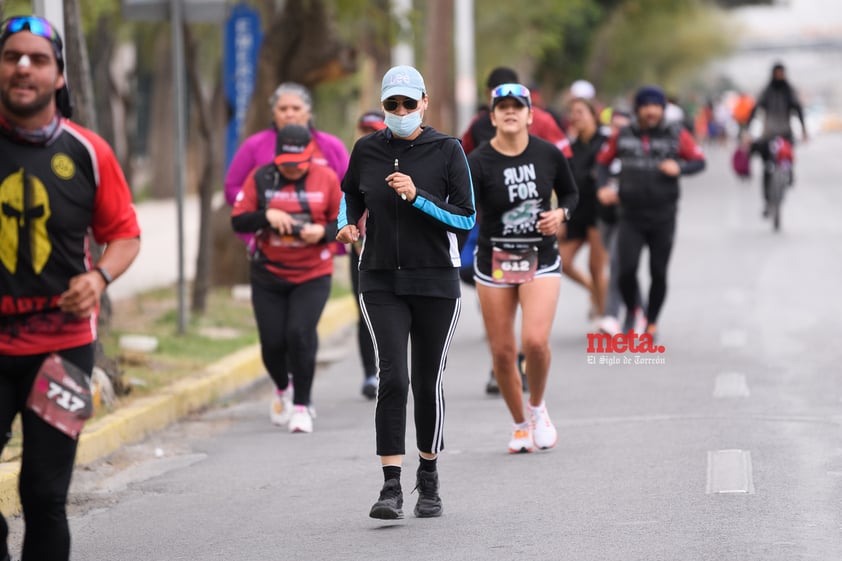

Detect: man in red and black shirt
0,16,140,561
595,85,705,340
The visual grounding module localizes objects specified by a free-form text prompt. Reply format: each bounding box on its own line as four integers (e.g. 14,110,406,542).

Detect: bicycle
756,136,794,232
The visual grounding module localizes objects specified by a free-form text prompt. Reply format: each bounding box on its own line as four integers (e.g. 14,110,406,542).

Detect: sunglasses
491,83,531,102
1,16,57,40
383,98,419,112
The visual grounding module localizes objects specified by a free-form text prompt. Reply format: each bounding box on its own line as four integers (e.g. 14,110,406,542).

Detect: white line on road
706,449,755,494
713,372,751,398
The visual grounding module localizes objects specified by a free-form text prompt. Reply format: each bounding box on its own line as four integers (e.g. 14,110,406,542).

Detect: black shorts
565,199,598,240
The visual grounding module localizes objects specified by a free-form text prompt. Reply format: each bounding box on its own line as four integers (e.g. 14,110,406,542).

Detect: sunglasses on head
491,83,531,101
1,16,56,40
383,98,419,112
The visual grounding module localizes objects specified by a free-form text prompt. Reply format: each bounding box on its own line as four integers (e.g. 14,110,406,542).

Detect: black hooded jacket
339,126,475,298
748,79,806,140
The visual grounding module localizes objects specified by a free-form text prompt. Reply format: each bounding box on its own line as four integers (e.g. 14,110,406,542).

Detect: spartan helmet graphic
0,169,52,274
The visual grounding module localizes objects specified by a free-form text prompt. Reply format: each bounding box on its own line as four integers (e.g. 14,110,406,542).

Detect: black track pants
360,291,460,456
617,216,676,328
0,344,94,561
251,275,331,406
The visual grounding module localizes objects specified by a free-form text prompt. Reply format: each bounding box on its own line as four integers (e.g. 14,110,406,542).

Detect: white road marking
706,449,755,494
713,372,751,398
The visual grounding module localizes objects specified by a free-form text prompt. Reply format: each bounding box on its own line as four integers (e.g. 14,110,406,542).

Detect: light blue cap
381,65,426,101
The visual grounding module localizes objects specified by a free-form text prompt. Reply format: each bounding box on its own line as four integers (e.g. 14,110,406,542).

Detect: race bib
491,237,540,284
26,353,93,440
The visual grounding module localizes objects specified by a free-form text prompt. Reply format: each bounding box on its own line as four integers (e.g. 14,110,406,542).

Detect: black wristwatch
95,266,113,286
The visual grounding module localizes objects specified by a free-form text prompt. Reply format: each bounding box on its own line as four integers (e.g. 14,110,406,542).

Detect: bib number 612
501,259,531,272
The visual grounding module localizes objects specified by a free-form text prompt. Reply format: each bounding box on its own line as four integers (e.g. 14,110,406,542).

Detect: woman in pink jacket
225,82,349,217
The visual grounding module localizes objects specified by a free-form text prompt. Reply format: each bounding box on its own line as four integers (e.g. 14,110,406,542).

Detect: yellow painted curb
0,295,357,517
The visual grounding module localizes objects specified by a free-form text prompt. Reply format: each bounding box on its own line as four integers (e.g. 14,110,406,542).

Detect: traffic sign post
224,4,262,170
122,0,226,334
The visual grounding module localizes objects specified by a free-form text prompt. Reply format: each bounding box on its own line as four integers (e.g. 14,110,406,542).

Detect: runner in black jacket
595,85,705,340
336,65,474,520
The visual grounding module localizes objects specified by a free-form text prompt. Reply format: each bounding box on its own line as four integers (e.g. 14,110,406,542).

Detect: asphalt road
7,133,842,561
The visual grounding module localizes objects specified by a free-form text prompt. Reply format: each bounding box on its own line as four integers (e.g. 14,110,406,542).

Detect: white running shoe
270,390,293,426
288,405,314,433
530,405,558,450
597,315,621,336
507,425,535,454
633,307,648,335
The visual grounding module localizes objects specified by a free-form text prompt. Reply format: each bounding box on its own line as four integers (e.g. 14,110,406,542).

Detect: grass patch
99,284,259,398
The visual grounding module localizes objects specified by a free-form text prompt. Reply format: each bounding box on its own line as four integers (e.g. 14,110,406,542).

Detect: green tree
586,0,735,99
473,0,599,92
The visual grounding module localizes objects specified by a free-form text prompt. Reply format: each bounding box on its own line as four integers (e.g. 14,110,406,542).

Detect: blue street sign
224,4,262,170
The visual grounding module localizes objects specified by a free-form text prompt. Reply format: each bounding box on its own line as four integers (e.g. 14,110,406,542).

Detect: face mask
384,111,422,137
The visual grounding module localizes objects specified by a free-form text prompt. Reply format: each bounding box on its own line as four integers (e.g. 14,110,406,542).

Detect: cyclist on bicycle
745,62,808,217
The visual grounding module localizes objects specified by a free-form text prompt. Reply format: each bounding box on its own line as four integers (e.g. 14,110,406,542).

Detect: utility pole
454,0,476,135
391,0,414,66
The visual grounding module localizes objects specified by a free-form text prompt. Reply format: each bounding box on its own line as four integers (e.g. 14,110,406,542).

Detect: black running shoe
485,370,499,394
518,352,528,393
413,468,443,518
361,375,378,400
369,479,403,519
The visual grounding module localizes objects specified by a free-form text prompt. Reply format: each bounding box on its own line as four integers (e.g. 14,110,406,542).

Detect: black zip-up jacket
596,120,705,223
339,126,475,297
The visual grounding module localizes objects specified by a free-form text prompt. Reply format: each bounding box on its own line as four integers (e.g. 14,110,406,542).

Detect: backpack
731,146,751,178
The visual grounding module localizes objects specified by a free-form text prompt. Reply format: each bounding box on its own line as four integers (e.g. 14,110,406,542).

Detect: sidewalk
0,197,357,517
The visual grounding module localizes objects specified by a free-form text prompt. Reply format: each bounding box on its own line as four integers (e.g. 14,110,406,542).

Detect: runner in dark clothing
595,85,705,340
746,62,808,216
560,97,609,325
336,66,474,520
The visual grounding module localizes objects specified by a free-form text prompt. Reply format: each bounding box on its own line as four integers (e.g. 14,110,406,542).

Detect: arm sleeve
747,89,768,126
411,139,476,231
790,88,807,134
677,129,706,175
338,147,365,230
231,169,270,233
322,169,343,242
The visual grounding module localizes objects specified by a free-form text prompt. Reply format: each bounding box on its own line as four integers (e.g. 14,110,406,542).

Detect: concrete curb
0,295,357,517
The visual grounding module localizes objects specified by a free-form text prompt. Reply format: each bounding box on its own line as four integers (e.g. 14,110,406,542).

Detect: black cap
276,124,311,154
274,124,313,168
486,67,519,89
634,85,667,110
